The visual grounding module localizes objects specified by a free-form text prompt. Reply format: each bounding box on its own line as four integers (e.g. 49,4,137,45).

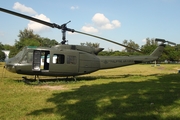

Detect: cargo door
32,50,50,71
32,50,41,71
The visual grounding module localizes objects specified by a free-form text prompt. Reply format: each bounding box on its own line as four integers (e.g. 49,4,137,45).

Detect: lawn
0,62,180,120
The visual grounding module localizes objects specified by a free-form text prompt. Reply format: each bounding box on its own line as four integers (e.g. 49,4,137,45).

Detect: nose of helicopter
5,64,16,73
5,59,17,73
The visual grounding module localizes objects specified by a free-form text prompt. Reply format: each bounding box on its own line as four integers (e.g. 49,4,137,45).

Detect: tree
141,38,158,55
0,51,6,61
11,28,58,57
15,29,41,51
41,38,58,47
3,44,12,50
0,42,5,61
160,45,180,62
0,42,4,50
123,39,139,53
9,46,19,58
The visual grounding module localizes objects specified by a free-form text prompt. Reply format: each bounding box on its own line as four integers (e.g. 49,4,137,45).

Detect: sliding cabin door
32,50,50,71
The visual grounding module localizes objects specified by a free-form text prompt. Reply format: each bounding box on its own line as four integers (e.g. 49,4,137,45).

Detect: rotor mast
61,21,72,44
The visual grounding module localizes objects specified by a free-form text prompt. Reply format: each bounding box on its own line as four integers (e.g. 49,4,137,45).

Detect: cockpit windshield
19,47,34,64
14,47,27,61
14,47,34,63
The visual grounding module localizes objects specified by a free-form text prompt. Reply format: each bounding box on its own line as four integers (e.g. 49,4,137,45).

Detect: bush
0,50,6,61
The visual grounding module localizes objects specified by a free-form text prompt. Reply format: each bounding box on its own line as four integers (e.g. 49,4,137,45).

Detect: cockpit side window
27,52,33,63
21,54,27,63
21,52,33,63
14,51,23,61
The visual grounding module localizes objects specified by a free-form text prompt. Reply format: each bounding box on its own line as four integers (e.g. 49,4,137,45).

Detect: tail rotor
155,38,176,46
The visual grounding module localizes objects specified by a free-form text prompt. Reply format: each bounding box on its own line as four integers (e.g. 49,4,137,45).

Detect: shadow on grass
12,75,131,85
27,74,180,119
13,74,159,83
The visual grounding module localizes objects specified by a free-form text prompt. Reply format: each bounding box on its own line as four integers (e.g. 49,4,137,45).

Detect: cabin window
41,53,50,64
67,55,77,64
53,54,65,64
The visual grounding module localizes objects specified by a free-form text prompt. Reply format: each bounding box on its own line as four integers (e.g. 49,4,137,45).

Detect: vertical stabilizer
150,44,165,57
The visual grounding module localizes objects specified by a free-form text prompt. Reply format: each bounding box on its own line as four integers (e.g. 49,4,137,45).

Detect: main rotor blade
0,7,62,29
75,30,142,53
0,7,142,52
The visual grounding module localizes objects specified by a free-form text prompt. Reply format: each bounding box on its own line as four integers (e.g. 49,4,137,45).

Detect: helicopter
0,7,176,81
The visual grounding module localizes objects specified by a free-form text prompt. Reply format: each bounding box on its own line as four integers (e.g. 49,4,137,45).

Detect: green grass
1,62,180,120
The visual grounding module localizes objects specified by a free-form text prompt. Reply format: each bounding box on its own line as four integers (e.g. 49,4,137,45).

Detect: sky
0,0,180,50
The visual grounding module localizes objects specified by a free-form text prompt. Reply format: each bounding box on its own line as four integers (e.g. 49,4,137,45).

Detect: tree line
0,29,58,60
0,28,180,62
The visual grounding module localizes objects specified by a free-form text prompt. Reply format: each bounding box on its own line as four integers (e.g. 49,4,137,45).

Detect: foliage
41,38,58,47
141,38,158,54
3,44,12,50
160,45,180,62
9,46,19,58
0,50,6,61
0,42,4,50
123,39,140,53
7,28,58,58
0,42,5,61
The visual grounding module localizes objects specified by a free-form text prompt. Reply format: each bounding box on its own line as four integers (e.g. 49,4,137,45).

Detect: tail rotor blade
155,38,176,45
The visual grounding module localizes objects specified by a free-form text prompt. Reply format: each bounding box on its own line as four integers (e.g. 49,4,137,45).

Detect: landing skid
65,76,77,82
21,75,77,85
22,75,40,85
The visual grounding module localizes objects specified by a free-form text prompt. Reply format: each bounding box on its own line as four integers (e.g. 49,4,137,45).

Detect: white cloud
28,14,51,32
142,38,147,43
92,13,121,30
92,13,110,26
70,6,79,10
81,13,121,33
112,20,121,27
100,23,114,30
13,2,37,15
81,26,98,33
12,2,51,32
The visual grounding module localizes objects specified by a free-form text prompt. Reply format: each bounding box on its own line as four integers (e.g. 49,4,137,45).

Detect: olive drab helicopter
0,7,176,81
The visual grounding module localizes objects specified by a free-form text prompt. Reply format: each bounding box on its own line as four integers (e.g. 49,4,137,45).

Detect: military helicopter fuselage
5,44,164,77
6,45,104,76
